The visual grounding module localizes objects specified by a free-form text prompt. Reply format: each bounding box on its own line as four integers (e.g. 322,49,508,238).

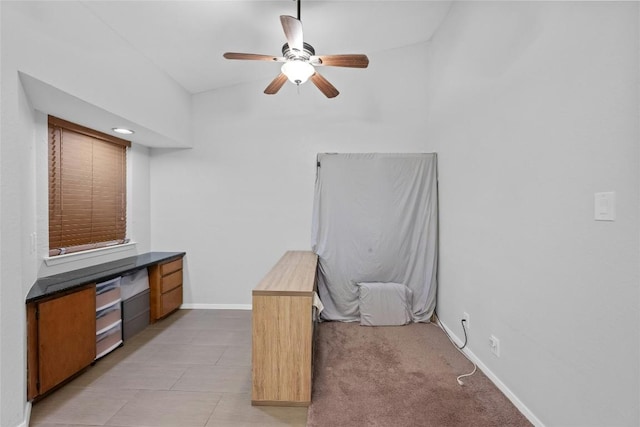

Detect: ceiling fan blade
223,52,285,62
280,15,303,52
311,54,369,68
310,72,339,98
264,73,288,95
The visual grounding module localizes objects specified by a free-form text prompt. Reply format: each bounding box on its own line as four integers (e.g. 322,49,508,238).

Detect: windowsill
44,242,137,267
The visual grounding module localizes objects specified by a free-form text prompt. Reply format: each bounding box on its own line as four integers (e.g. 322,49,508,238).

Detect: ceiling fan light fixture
281,60,315,85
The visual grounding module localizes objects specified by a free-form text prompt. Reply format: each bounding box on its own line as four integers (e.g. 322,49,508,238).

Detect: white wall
150,42,437,306
0,39,37,427
1,1,637,426
4,1,191,146
129,144,152,254
151,2,639,426
429,2,639,426
0,2,189,425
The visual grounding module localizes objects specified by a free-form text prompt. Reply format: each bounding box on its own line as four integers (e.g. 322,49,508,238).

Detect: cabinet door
38,286,96,394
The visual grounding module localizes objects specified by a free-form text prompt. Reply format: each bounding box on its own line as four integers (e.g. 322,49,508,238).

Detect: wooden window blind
48,116,131,257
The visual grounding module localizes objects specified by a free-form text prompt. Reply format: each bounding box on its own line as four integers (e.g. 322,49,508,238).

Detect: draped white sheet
311,153,438,322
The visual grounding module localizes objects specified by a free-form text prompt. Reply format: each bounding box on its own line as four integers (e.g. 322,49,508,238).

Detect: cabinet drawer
161,270,182,293
161,286,182,317
96,304,121,334
123,289,150,319
161,259,182,276
96,322,122,359
96,287,121,310
123,309,149,341
96,277,121,294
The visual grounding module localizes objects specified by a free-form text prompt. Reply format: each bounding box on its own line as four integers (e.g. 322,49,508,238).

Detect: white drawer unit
96,277,122,310
95,277,122,359
96,301,122,334
96,321,122,359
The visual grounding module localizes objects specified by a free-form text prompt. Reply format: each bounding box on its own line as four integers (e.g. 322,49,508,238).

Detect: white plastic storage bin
120,269,149,300
95,277,122,359
96,277,121,310
96,302,122,334
96,321,122,359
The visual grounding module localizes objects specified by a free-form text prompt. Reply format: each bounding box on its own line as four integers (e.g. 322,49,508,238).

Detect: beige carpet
307,321,532,427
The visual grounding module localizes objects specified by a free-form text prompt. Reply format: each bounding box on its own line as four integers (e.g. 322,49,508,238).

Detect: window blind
48,116,131,256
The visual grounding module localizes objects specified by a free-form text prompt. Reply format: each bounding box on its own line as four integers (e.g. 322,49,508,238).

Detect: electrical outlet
462,312,470,330
489,335,500,357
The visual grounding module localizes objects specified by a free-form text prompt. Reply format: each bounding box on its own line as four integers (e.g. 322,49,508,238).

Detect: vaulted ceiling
80,1,453,94
9,1,453,147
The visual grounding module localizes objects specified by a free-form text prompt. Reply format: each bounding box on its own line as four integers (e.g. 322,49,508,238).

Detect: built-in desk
26,252,185,303
26,251,185,400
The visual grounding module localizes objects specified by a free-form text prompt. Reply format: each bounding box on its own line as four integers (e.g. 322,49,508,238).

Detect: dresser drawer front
161,270,182,293
161,259,182,276
161,286,182,316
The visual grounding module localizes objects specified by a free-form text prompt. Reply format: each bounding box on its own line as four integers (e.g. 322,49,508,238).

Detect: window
48,116,131,256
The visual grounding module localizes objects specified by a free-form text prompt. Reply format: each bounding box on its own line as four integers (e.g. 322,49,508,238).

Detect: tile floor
29,309,307,427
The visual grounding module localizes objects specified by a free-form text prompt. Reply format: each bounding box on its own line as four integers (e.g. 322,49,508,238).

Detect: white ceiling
80,1,453,94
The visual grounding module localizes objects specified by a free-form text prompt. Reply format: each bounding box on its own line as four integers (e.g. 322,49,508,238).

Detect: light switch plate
594,192,615,221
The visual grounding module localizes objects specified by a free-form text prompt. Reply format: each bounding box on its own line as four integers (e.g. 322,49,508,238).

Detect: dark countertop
26,251,185,303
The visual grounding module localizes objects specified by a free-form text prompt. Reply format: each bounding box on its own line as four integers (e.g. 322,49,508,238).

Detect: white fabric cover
311,153,438,322
358,282,413,326
120,268,149,300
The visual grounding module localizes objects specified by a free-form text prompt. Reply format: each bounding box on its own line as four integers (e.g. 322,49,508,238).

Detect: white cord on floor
432,313,478,386
456,363,477,386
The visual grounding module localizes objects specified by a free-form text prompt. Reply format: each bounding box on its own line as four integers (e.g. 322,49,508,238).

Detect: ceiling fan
223,0,369,98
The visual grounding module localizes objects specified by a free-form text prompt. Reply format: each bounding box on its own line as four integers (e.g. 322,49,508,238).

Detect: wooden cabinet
252,251,318,406
27,285,96,400
149,256,184,322
26,252,185,401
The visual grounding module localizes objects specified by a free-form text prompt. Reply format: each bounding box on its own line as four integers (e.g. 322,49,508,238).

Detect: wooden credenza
252,251,318,406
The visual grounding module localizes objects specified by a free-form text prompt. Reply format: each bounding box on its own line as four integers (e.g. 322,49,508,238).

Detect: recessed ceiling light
112,127,134,135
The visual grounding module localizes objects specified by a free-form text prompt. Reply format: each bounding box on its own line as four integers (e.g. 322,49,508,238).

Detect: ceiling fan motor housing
282,42,315,60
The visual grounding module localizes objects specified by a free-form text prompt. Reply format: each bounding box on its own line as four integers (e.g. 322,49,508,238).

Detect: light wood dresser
252,250,318,406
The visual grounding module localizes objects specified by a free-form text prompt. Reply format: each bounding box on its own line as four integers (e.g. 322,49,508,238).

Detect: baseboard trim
17,401,31,427
180,304,252,310
439,320,544,427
